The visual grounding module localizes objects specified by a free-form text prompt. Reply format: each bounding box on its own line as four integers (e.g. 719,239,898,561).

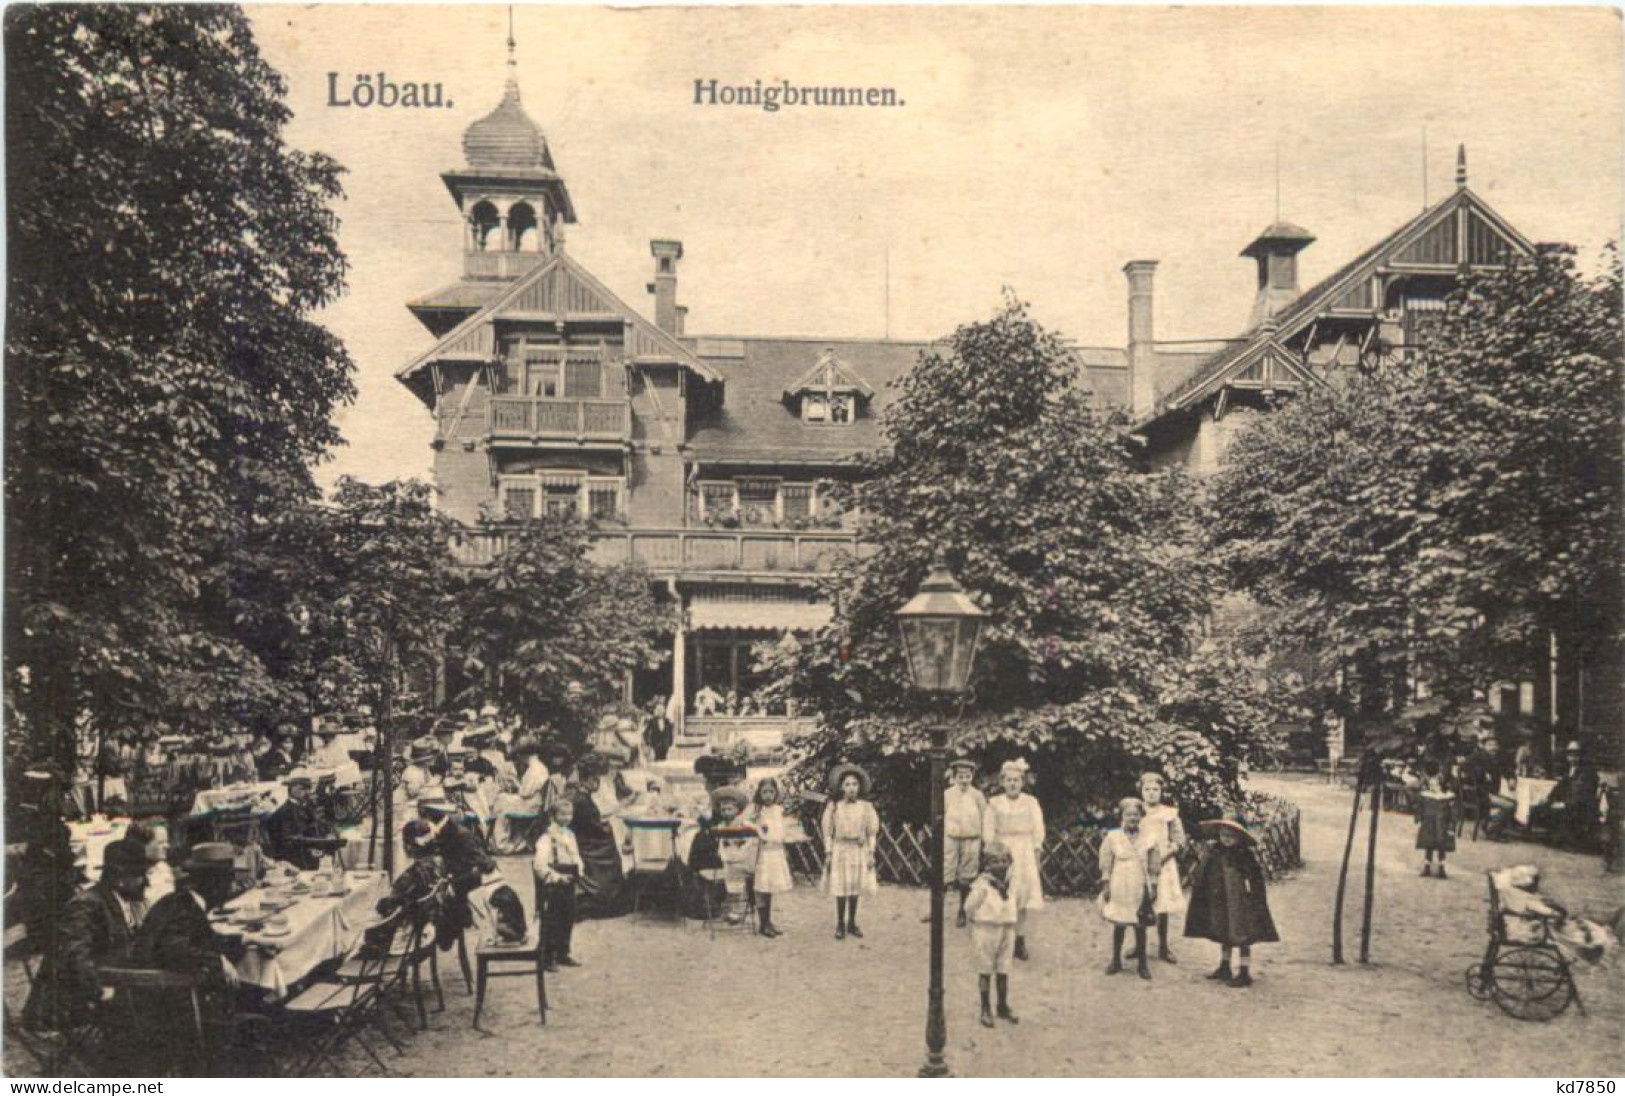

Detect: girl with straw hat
1184,810,1279,988
821,763,879,940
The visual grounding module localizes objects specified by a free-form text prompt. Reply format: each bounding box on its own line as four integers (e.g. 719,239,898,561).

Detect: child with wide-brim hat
821,763,879,939
1184,810,1279,988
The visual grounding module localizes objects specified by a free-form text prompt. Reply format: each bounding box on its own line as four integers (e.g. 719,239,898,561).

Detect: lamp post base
918,1059,953,1079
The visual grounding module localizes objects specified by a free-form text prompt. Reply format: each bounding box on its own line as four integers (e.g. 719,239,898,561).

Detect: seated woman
571,763,630,919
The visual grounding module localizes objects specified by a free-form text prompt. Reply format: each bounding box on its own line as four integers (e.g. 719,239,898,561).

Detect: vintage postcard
4,2,1621,1081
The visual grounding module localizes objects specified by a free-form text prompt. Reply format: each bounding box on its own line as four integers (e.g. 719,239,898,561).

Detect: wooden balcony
449,525,868,577
487,396,631,445
464,250,549,279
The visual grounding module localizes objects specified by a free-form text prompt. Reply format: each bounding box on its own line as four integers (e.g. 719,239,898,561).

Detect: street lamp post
895,554,985,1080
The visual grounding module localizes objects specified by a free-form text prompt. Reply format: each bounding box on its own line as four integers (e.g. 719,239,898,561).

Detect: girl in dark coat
1414,762,1457,878
1184,812,1278,989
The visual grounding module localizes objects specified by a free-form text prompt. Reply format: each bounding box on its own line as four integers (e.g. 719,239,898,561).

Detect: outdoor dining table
186,764,368,821
1508,777,1560,827
67,817,145,884
212,868,390,999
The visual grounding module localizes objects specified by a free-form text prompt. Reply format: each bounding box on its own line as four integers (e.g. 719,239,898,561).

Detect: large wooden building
397,68,1612,760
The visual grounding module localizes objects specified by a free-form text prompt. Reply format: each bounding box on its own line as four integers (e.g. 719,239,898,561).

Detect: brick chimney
674,305,688,337
647,239,683,334
1123,260,1159,418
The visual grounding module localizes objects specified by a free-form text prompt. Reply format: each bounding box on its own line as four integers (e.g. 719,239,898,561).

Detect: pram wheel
1489,946,1577,1022
1465,963,1490,1000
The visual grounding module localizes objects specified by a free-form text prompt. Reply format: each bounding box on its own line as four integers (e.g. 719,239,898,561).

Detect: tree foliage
232,479,462,733
778,295,1281,821
451,519,677,753
4,5,355,766
1212,245,1622,734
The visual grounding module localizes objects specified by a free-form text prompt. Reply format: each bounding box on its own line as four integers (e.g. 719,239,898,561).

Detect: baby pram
1466,865,1613,1021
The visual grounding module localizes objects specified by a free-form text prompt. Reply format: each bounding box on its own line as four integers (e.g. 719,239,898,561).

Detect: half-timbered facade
397,74,1609,759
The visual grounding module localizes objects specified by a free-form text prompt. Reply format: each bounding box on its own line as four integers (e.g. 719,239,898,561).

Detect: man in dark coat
642,696,674,763
1464,735,1515,840
23,838,149,1030
131,842,240,990
1551,741,1601,851
263,776,334,869
421,798,497,942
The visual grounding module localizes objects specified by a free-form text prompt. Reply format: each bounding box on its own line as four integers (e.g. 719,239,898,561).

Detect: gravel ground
327,775,1625,1077
8,774,1622,1076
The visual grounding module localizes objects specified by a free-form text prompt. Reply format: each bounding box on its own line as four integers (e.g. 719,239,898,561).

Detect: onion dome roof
462,79,556,172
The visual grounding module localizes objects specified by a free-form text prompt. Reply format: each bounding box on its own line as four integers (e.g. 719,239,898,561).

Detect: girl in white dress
1099,796,1160,980
821,763,879,940
749,777,794,938
1135,772,1186,964
982,759,1044,961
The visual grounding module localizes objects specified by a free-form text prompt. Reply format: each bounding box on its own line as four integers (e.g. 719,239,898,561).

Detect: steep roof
395,249,722,404
687,337,930,464
1147,186,1534,422
683,338,1180,464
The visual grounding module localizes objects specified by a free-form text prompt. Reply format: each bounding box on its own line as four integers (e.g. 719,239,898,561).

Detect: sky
247,5,1623,490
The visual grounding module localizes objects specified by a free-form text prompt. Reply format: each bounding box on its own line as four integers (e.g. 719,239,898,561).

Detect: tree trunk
1358,778,1382,964
1331,772,1364,964
381,639,397,878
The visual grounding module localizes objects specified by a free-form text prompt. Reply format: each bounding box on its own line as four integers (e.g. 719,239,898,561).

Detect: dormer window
784,348,874,427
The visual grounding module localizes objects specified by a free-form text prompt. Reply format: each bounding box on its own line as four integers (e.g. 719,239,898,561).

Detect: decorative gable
783,349,876,401
396,249,721,404
782,348,876,425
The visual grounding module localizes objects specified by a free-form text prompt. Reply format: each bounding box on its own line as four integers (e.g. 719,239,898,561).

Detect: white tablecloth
189,780,286,819
215,869,390,998
68,819,129,883
1506,777,1559,826
188,765,367,820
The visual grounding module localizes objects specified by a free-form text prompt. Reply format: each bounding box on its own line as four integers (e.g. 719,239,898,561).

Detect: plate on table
257,925,293,939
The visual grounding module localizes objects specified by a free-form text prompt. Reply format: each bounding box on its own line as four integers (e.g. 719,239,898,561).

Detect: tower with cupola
441,36,576,283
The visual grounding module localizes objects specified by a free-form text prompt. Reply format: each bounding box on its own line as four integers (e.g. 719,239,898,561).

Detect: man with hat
420,797,498,939
264,774,336,870
131,843,241,989
401,736,445,805
1548,740,1600,851
23,837,149,1030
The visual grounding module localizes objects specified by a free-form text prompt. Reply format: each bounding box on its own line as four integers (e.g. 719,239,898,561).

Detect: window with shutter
544,482,579,518
503,486,536,520
588,484,619,520
525,355,561,397
782,484,813,519
564,359,602,398
701,482,735,518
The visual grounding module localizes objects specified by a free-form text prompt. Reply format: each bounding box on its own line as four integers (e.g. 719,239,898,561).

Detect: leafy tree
778,295,1275,822
452,518,676,753
233,479,461,735
1211,245,1622,963
4,5,354,770
1213,245,1622,739
1405,245,1623,701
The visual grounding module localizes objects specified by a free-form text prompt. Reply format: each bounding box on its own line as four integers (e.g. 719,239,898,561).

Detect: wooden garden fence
788,794,1302,897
